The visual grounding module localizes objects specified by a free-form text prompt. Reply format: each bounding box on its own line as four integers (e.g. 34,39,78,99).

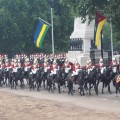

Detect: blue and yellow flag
34,20,49,48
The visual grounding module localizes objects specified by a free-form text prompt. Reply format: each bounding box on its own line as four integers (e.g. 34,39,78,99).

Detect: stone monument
66,17,101,66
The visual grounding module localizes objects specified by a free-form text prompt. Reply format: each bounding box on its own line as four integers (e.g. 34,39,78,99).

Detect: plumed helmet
100,58,103,62
11,59,14,62
18,59,20,63
112,58,116,61
34,58,37,64
87,58,90,63
14,59,17,63
5,59,8,63
25,58,29,62
44,58,47,63
76,60,80,64
87,61,89,64
89,59,92,63
65,59,68,62
53,60,56,64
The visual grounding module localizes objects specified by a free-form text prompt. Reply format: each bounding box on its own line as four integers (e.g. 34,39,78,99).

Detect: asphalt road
0,82,120,113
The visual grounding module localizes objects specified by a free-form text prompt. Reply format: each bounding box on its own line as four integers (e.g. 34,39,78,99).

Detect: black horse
66,70,74,95
41,68,49,89
17,68,25,89
97,66,113,94
10,71,18,89
84,67,98,95
46,69,55,93
0,69,4,87
77,69,86,96
28,70,37,91
113,74,120,96
3,69,10,87
35,68,43,91
56,68,66,93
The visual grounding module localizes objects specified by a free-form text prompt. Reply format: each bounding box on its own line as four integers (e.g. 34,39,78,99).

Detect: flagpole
101,31,103,59
110,18,113,59
51,7,54,54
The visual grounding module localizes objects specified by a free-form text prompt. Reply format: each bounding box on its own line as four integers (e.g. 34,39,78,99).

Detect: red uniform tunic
72,64,80,72
98,63,106,68
50,64,58,71
42,63,50,72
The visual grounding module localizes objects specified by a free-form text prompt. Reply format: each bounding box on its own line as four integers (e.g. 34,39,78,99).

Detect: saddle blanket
116,75,120,83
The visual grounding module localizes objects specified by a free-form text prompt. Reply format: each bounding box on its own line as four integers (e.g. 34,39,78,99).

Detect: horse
35,68,43,91
56,68,66,93
97,66,113,94
0,69,4,87
41,68,49,89
28,69,37,91
17,68,25,89
10,71,18,89
113,74,120,96
23,68,30,85
84,67,98,95
46,69,55,93
66,69,74,95
77,69,86,96
3,68,10,87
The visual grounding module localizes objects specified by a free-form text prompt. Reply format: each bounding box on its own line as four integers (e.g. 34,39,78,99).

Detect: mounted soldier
98,58,106,75
50,59,59,76
4,59,11,72
72,61,80,76
23,58,30,71
42,58,50,73
84,58,94,75
71,60,81,84
23,57,30,81
88,59,95,70
31,60,38,76
111,58,118,75
3,59,11,85
17,59,21,69
12,59,19,74
62,59,71,78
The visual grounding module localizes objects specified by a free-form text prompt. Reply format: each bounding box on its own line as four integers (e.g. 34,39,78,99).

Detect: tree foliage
0,0,74,54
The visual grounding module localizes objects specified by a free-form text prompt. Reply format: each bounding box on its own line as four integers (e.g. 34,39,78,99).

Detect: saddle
116,75,120,83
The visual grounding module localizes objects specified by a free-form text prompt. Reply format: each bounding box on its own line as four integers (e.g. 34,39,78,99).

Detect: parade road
0,82,120,120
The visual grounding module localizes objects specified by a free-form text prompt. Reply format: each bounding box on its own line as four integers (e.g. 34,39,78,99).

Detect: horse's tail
113,75,117,87
113,79,116,87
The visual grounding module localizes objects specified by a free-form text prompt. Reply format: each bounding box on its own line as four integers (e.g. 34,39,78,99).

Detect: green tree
0,0,74,54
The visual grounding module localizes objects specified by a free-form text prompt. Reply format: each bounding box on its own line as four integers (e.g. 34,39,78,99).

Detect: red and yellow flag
95,12,106,47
